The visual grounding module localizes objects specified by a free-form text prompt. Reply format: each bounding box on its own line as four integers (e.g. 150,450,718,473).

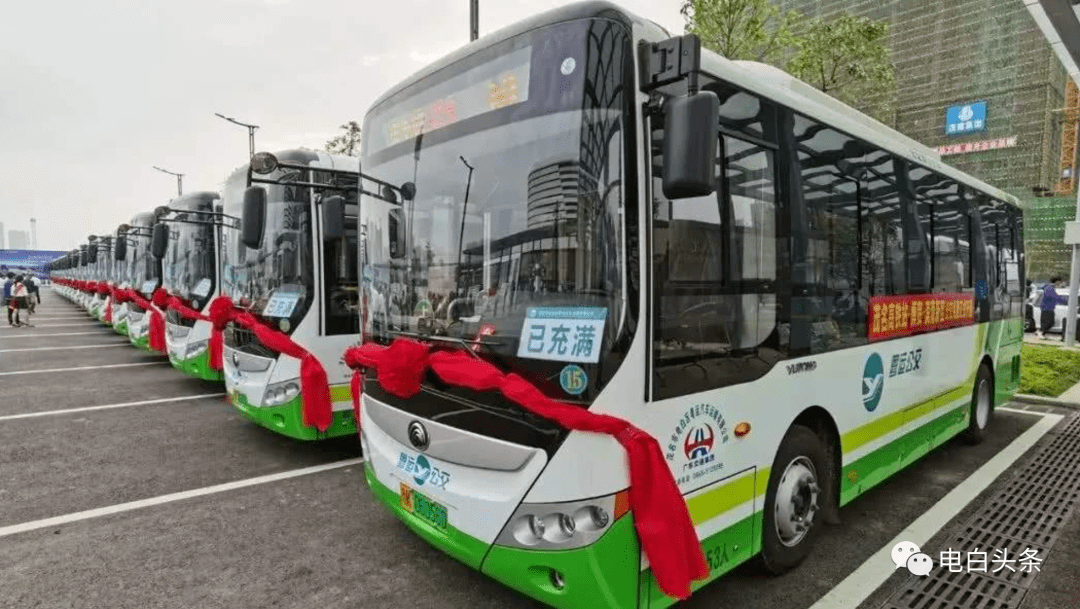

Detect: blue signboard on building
0,250,68,275
945,101,987,136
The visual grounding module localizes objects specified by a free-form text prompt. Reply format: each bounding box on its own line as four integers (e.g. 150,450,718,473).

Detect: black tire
1025,315,1036,333
760,425,829,574
962,365,994,445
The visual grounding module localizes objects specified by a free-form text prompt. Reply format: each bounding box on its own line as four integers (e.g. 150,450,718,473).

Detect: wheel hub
976,378,991,429
774,457,819,547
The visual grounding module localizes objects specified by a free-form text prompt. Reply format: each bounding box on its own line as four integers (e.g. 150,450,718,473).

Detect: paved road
0,289,1074,609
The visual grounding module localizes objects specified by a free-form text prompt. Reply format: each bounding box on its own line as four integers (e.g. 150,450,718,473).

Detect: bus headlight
184,340,208,358
263,380,300,406
496,490,628,550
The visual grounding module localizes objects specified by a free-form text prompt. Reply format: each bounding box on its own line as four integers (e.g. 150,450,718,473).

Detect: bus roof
366,1,643,113
363,0,1017,210
222,148,359,186
168,191,220,211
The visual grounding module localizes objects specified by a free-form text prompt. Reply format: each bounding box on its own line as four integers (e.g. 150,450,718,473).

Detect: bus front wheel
760,425,827,574
962,365,994,445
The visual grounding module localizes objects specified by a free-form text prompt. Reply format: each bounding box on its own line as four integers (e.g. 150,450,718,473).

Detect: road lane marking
0,393,226,421
0,458,364,539
0,343,130,353
0,361,165,376
1,331,116,338
810,410,1063,609
0,323,101,329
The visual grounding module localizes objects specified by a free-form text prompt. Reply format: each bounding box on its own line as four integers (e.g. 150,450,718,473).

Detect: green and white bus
122,212,164,351
352,3,1024,608
220,149,361,440
154,191,229,381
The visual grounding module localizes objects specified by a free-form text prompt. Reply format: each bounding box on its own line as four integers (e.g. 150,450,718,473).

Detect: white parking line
0,323,100,329
810,410,1063,609
0,343,130,353
1,331,115,339
0,393,226,421
0,458,364,539
0,361,165,376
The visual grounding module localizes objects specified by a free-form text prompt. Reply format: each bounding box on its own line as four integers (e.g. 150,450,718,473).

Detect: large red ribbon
166,295,210,323
208,297,333,432
343,339,709,600
148,289,169,353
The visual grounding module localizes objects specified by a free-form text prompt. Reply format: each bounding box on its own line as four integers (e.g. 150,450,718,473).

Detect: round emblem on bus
862,353,885,412
408,420,430,451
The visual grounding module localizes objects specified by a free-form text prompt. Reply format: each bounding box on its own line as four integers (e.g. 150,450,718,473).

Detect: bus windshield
221,168,314,324
360,17,631,400
132,231,159,296
162,216,216,303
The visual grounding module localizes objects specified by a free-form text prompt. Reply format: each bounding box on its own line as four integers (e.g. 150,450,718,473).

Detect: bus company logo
396,452,450,490
862,353,885,412
684,424,714,459
666,404,730,486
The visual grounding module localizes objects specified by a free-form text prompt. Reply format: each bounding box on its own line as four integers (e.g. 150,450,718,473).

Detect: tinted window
652,128,782,399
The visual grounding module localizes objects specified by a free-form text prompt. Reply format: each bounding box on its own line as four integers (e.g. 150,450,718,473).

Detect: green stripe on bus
687,470,756,526
840,403,967,506
840,386,967,454
329,384,352,403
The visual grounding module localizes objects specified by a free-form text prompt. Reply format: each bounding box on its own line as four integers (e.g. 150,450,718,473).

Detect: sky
0,0,684,252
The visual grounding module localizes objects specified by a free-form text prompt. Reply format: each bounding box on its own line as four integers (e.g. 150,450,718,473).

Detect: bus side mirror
115,236,127,261
242,186,267,250
88,244,99,264
322,195,345,241
662,91,720,199
151,223,169,259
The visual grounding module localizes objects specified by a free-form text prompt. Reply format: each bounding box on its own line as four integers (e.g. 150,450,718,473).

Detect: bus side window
650,121,782,399
792,114,867,351
932,189,969,294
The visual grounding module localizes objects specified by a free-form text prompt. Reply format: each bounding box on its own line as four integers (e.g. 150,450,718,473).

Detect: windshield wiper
386,329,509,367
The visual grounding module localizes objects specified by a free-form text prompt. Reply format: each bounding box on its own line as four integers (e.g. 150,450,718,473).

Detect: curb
1012,393,1080,410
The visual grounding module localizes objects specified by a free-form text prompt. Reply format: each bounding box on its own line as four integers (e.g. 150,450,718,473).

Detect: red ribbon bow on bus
208,297,334,432
342,338,710,601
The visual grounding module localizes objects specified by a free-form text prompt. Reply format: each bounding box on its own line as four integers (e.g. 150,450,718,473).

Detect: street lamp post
470,0,478,41
152,166,184,196
215,113,260,159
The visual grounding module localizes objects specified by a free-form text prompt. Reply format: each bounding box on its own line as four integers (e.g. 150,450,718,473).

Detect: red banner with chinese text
868,293,975,341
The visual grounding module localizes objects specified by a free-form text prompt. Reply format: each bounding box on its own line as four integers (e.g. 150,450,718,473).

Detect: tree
787,13,895,122
325,121,362,156
680,2,896,123
680,0,800,63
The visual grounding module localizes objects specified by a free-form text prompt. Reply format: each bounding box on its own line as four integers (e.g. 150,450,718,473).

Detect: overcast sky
0,0,683,252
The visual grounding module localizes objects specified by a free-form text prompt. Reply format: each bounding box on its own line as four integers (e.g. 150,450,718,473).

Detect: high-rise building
775,0,1073,278
0,223,5,249
8,230,28,250
775,0,1069,195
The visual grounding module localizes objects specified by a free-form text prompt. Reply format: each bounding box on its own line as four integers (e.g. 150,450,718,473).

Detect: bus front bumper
362,462,641,609
169,344,223,382
229,391,356,441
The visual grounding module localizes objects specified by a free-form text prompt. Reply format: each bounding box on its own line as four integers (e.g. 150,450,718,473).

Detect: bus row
44,4,1027,608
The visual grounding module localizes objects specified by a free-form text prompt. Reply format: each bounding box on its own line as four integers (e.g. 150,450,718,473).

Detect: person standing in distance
3,273,14,326
1037,276,1066,340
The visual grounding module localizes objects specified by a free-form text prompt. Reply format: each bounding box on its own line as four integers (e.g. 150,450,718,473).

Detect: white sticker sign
516,307,607,364
192,278,212,298
262,291,301,318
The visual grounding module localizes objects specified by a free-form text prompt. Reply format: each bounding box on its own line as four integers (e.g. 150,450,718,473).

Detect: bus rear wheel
760,425,827,574
962,365,994,445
